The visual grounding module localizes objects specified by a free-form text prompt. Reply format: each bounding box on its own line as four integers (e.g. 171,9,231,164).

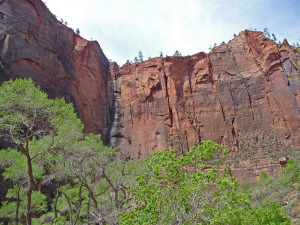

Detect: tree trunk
16,186,20,225
87,197,90,224
54,187,60,219
25,148,34,225
84,183,106,225
63,193,73,225
73,186,83,225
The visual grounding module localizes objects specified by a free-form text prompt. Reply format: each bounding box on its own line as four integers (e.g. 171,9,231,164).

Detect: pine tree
138,51,143,62
263,28,271,39
272,33,277,42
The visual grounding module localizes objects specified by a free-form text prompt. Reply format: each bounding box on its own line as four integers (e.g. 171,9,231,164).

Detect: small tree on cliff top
0,78,83,225
138,51,143,62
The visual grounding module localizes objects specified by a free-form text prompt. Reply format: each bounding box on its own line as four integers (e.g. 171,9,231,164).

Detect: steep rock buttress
0,0,112,137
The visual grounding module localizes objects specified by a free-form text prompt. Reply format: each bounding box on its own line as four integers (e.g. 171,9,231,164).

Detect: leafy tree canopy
119,141,291,225
0,78,84,225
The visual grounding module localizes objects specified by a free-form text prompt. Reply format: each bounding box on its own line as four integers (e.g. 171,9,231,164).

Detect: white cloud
44,0,300,65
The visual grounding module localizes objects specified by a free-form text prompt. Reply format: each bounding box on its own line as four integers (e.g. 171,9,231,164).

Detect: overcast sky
44,0,300,65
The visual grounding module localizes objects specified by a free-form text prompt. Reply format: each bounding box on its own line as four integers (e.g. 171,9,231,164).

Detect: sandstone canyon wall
1,0,300,183
108,32,300,183
0,0,112,138
110,32,300,161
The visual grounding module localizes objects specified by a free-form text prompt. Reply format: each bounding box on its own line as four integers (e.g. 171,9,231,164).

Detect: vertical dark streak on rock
243,79,255,120
162,65,173,128
219,100,226,123
189,76,201,143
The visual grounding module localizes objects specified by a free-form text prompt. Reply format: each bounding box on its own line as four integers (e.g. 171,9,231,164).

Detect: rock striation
0,0,300,183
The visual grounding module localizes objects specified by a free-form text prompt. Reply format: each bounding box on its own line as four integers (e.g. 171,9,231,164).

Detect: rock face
0,0,111,137
108,32,300,183
110,32,300,163
0,0,300,183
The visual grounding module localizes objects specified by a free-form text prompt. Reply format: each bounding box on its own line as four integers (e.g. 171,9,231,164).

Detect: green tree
0,148,46,224
272,33,277,42
31,134,122,225
0,185,47,224
138,51,143,62
173,50,182,57
263,28,271,39
0,78,83,225
32,136,146,225
52,134,115,224
119,141,290,224
52,184,89,225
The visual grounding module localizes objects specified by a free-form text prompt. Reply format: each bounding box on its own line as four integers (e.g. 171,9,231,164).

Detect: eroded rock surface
110,31,300,166
0,0,111,136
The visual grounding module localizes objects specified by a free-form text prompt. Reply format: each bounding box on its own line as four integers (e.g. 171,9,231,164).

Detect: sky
44,0,300,65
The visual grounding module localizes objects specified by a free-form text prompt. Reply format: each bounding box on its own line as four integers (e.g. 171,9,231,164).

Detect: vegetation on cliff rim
0,79,298,224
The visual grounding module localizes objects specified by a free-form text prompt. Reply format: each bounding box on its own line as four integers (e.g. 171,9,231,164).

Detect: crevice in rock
231,116,239,148
231,117,236,137
106,69,119,147
189,76,201,143
183,130,189,153
266,93,273,116
129,103,134,128
162,67,173,127
243,79,255,120
219,100,226,123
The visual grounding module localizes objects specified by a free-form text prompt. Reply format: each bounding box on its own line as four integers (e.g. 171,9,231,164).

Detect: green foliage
250,201,290,225
0,185,47,221
52,133,115,182
55,184,89,224
281,159,300,189
0,148,44,181
0,78,294,224
43,133,120,224
173,50,182,57
0,78,83,151
252,156,300,223
119,141,291,225
0,78,84,224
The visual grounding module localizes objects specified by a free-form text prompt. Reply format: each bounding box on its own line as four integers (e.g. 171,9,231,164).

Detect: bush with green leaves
119,140,291,225
252,155,300,223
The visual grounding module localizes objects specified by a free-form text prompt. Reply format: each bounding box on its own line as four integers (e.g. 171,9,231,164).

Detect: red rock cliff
109,31,300,183
0,0,111,136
